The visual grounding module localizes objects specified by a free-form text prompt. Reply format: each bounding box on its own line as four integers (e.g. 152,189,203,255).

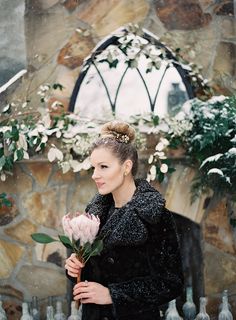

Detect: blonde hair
91,120,138,176
101,120,135,144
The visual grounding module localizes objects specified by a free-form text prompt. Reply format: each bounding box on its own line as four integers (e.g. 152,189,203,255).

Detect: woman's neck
112,178,136,208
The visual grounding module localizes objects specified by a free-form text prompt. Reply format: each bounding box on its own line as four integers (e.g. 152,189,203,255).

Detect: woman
65,120,184,320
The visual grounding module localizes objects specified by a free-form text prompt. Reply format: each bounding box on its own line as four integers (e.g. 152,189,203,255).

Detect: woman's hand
73,281,112,305
65,253,84,277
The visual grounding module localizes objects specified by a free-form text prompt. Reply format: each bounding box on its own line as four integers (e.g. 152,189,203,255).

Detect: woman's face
90,147,127,195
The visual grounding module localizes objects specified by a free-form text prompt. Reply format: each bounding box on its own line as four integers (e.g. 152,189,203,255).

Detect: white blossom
126,47,140,60
149,165,156,181
35,144,42,152
17,133,28,151
0,173,6,181
23,151,29,160
82,157,92,170
41,113,51,128
57,120,65,130
0,126,11,133
148,155,154,164
45,128,59,136
56,131,62,138
51,100,63,110
41,136,48,144
28,128,39,137
155,151,167,159
48,147,64,162
160,163,168,173
155,142,164,151
69,160,82,172
96,46,120,63
160,137,169,147
60,161,71,174
39,84,50,92
13,151,18,162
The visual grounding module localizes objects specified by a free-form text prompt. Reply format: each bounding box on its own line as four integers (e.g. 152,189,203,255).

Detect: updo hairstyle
91,121,138,176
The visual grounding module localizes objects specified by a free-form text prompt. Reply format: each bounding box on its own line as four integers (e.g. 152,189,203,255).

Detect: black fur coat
71,179,184,320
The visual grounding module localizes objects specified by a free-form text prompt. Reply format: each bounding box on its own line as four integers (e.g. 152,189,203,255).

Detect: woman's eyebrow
92,161,108,165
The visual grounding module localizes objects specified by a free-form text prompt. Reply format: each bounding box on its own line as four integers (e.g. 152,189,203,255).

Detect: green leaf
230,218,236,228
16,149,24,161
0,193,12,209
162,159,171,165
0,156,6,169
152,115,159,127
109,59,119,69
82,242,92,255
72,238,80,252
4,156,14,171
52,83,64,90
31,233,57,244
11,126,19,141
4,131,12,139
168,167,176,174
58,235,73,249
90,239,103,256
0,193,6,199
2,198,12,207
158,172,165,183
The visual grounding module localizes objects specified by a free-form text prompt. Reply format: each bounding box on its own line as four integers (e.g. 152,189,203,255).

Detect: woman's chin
98,188,109,195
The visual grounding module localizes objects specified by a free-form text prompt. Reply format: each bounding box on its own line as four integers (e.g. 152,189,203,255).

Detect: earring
124,172,127,176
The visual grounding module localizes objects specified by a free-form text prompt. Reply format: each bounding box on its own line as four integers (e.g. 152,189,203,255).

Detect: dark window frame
69,29,195,113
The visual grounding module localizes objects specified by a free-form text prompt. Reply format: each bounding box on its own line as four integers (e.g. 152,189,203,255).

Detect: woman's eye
101,165,108,169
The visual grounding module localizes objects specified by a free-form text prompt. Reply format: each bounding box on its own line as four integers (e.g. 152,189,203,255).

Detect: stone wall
0,161,97,318
3,0,236,111
1,0,236,318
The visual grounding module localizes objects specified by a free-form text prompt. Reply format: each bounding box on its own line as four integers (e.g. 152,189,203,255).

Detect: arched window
69,26,194,121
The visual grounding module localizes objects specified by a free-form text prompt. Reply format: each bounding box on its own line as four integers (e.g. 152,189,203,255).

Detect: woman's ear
124,159,133,175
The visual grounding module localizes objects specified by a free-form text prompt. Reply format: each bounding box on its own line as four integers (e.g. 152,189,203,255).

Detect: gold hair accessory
114,133,130,144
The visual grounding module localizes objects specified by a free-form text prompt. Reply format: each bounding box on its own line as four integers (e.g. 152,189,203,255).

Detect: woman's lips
96,182,104,188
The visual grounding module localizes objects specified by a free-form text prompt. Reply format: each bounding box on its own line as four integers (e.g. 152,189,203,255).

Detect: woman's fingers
65,262,80,272
66,254,84,268
73,282,90,301
73,282,112,305
67,271,79,277
74,291,91,301
65,254,85,276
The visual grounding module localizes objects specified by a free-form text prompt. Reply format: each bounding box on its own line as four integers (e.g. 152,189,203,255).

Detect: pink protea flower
32,211,103,276
62,212,100,245
62,212,74,241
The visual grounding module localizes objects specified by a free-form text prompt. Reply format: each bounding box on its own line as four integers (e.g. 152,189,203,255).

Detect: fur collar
86,179,165,249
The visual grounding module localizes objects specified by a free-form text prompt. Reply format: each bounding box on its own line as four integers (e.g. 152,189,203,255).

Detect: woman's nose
92,169,99,180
